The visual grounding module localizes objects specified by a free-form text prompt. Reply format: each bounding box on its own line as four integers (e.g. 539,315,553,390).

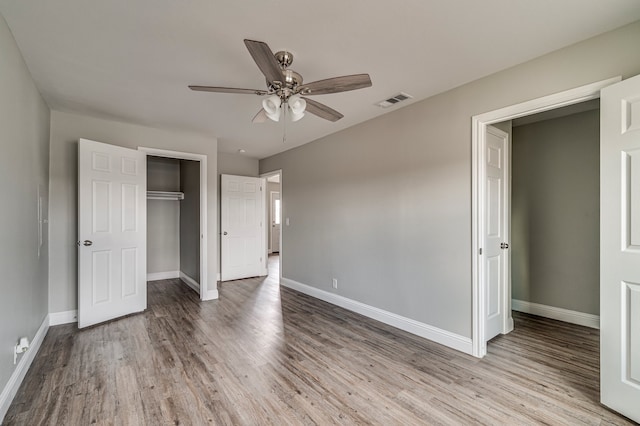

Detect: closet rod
147,191,184,201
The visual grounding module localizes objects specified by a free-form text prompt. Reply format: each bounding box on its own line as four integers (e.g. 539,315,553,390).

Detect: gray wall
0,14,50,401
511,109,600,314
147,157,180,275
48,110,218,313
180,159,200,281
217,152,259,177
260,21,640,338
217,152,259,276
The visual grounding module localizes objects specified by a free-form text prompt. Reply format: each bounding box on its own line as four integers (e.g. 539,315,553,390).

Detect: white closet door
78,138,147,328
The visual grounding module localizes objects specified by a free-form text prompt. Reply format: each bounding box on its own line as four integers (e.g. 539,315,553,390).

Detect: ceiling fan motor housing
267,51,303,96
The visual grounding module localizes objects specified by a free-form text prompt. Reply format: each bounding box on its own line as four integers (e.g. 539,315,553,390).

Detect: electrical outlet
332,278,338,289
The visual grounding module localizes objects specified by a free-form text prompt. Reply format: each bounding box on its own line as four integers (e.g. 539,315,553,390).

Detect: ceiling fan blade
189,85,268,95
303,98,344,122
299,74,372,95
252,108,268,123
244,39,283,86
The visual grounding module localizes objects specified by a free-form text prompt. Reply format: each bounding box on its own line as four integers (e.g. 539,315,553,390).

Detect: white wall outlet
332,278,338,289
14,336,30,364
285,217,290,226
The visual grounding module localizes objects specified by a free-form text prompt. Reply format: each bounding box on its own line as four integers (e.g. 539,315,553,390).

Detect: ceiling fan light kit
189,39,372,124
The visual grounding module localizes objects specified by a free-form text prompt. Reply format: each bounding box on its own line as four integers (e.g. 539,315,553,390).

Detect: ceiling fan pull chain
282,101,287,143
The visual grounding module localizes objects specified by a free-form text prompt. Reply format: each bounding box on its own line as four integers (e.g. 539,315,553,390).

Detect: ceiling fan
189,39,372,123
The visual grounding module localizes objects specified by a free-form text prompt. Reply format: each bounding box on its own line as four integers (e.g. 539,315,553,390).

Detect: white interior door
271,191,281,253
78,139,147,328
484,125,510,342
600,74,640,422
221,174,265,281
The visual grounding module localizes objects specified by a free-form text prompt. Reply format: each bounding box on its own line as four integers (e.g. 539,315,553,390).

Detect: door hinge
500,242,509,249
479,248,482,255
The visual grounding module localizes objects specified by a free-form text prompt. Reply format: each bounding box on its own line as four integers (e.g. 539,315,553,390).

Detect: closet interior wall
147,156,200,287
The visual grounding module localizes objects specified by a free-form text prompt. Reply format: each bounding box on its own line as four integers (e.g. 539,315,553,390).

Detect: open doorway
139,147,211,300
493,99,600,334
471,77,621,358
261,170,282,283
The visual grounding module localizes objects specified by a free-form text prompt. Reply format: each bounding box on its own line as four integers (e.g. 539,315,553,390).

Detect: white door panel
221,174,265,281
78,139,147,328
601,74,640,422
484,126,510,341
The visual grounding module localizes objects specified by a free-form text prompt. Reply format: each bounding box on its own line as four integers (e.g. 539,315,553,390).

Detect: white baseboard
147,270,179,281
280,277,473,355
216,273,221,281
49,310,77,325
0,314,49,423
179,271,200,294
511,299,600,329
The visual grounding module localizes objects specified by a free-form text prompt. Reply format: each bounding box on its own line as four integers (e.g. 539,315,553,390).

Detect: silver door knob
83,240,93,246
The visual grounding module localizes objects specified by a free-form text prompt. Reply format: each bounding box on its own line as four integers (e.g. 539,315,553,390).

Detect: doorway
261,170,282,282
139,147,211,300
471,76,621,358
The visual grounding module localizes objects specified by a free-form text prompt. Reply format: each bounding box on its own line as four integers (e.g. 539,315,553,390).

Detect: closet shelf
147,191,184,201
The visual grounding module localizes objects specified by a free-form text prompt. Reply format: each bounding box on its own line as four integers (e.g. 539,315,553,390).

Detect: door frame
471,76,620,358
260,169,283,283
138,147,212,301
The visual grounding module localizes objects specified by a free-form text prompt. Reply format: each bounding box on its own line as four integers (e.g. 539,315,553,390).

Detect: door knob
223,231,228,235
83,240,93,246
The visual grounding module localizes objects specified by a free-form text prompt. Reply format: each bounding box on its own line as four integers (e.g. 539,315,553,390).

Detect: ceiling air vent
376,92,413,108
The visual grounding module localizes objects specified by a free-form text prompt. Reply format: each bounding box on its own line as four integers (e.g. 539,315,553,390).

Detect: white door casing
484,126,511,342
600,74,640,422
78,139,147,328
221,174,266,281
271,191,281,253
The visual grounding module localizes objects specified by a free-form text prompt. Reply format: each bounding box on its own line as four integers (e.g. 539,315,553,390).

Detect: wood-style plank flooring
4,256,634,425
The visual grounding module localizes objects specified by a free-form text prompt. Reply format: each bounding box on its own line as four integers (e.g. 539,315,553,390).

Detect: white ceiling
1,1,639,159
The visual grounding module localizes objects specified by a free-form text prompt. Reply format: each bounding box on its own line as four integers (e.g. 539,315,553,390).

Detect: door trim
261,169,283,284
138,147,214,300
471,76,620,358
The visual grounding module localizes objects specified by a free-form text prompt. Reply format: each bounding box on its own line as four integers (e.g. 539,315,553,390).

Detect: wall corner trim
511,299,600,329
0,314,49,423
49,310,78,325
280,277,473,355
202,288,219,301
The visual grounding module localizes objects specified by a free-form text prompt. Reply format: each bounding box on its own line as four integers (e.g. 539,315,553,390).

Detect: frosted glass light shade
262,95,281,121
288,94,306,122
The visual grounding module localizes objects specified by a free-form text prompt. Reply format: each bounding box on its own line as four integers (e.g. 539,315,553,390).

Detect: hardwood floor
4,256,634,425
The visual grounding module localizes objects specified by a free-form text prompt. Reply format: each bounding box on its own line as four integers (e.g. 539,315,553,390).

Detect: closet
147,156,201,291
